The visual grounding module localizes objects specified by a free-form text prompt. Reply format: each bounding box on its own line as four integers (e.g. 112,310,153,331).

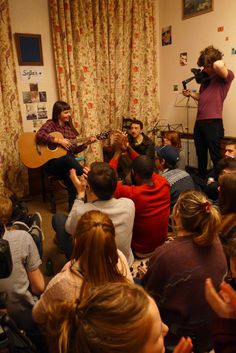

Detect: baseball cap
155,145,180,166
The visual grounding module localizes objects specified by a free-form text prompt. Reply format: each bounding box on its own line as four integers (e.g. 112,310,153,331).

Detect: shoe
30,225,43,241
12,221,30,232
30,212,44,240
30,225,43,258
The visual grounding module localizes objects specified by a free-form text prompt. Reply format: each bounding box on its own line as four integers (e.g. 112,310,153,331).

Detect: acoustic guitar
18,131,110,169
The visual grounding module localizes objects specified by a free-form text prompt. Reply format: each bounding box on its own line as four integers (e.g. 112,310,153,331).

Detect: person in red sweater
109,133,170,257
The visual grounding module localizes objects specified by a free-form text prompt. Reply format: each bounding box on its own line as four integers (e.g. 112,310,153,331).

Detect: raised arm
65,169,88,235
213,60,228,79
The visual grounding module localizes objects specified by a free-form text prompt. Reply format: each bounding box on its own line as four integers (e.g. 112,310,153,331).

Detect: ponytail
192,203,221,246
46,300,84,353
44,283,151,353
175,190,221,246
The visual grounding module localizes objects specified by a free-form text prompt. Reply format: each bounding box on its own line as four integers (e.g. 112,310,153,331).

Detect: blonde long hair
71,210,127,297
46,283,152,353
173,190,221,246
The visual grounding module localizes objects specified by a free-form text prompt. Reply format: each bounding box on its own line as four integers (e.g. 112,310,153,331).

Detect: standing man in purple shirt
183,46,234,179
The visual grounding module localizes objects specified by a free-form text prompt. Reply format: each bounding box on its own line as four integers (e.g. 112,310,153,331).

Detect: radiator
182,138,212,169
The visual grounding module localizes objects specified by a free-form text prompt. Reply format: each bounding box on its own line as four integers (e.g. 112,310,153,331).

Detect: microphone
182,68,209,89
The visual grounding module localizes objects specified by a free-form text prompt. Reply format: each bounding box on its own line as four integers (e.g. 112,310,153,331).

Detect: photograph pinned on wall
173,84,179,92
182,0,213,20
39,91,47,102
23,91,39,103
30,83,38,91
162,26,172,46
37,103,48,119
25,103,37,120
31,91,39,103
23,91,32,104
33,119,43,131
180,52,187,66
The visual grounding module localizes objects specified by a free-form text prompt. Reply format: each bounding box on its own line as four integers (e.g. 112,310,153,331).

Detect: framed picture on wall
14,33,43,66
182,0,213,20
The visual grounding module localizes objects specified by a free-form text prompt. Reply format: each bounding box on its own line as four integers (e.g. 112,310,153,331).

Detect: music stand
147,119,170,144
174,94,197,166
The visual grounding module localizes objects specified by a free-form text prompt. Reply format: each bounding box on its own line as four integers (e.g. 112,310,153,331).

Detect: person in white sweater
52,162,135,266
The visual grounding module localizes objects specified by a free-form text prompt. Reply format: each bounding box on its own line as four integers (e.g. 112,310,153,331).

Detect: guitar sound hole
47,142,57,151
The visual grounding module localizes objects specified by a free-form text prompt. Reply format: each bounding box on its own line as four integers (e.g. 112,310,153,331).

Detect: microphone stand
185,96,191,166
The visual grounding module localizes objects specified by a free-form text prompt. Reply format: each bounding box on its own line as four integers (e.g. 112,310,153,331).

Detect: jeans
52,213,73,260
45,154,83,210
194,119,224,179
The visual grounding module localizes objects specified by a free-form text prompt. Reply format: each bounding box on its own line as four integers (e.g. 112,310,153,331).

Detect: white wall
9,0,58,132
158,0,236,136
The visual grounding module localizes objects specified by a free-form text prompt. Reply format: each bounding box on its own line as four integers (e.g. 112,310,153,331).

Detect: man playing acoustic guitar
36,101,96,210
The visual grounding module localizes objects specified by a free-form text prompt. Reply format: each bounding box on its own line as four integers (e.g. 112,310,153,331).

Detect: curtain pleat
0,0,28,197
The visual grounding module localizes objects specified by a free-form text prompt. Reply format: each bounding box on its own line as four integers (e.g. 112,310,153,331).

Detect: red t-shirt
110,158,170,253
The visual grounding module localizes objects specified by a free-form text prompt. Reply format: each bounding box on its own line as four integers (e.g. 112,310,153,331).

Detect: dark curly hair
197,45,223,67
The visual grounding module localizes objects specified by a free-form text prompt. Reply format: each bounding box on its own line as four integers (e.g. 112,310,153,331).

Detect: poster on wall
182,0,213,20
180,52,187,66
162,26,172,46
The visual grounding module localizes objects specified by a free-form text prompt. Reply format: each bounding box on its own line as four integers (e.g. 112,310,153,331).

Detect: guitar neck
76,131,110,144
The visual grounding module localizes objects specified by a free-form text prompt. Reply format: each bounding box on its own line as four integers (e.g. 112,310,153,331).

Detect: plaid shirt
36,120,86,155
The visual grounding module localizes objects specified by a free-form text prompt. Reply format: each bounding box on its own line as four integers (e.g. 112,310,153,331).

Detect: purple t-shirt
197,69,234,120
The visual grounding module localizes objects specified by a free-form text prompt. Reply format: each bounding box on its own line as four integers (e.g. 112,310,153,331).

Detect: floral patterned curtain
49,0,159,162
0,0,28,197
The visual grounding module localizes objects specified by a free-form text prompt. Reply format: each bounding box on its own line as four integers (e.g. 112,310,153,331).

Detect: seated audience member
155,145,195,210
117,120,155,180
0,196,44,327
12,211,44,259
218,170,236,245
53,162,135,265
44,282,193,353
205,238,236,353
192,157,236,202
109,139,170,258
128,119,155,158
207,170,236,353
163,130,186,170
224,140,236,159
142,190,227,353
33,210,133,324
